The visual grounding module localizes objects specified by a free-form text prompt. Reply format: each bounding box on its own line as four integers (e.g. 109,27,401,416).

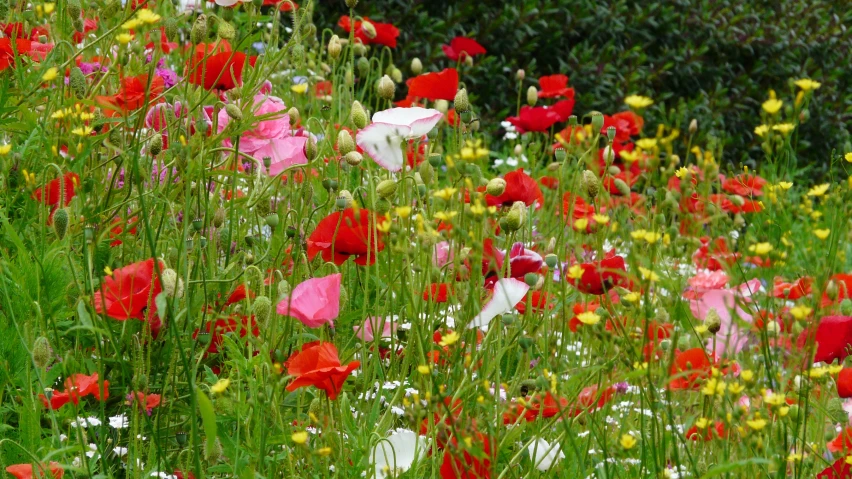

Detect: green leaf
196,388,218,455
702,458,771,478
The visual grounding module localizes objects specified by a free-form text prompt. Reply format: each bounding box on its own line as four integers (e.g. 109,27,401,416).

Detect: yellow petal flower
794,78,821,91
762,98,783,114
576,311,600,326
620,433,637,449
814,229,830,240
41,67,58,82
291,431,308,444
624,95,654,109
211,378,230,394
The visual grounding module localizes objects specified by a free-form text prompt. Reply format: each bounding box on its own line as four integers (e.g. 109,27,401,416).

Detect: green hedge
314,0,851,168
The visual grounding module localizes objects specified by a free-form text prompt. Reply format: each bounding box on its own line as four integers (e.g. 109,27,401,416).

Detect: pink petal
372,107,442,137
356,122,411,172
277,274,341,328
470,278,529,329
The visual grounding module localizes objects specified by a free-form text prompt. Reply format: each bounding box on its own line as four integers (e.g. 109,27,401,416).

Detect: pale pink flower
687,269,729,291
432,241,454,268
218,93,308,176
470,278,529,330
277,274,341,328
356,107,442,171
354,316,397,342
689,279,762,356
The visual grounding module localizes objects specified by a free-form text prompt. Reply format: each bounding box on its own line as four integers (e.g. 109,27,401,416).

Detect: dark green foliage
315,0,851,167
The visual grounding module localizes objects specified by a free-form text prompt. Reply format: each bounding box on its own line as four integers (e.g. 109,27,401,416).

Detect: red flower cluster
407,68,459,102
96,73,164,117
32,172,79,223
307,208,385,266
484,169,544,208
283,341,359,400
6,463,63,479
442,37,486,61
567,251,630,295
39,373,109,410
187,41,256,90
337,16,399,48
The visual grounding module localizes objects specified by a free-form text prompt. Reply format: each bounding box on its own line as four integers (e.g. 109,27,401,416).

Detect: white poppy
372,429,428,478
527,438,564,471
356,107,442,172
469,278,529,329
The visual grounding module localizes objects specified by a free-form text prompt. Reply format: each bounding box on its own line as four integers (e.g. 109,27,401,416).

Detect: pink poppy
353,316,397,342
277,274,341,328
356,107,442,171
689,279,761,356
470,278,529,329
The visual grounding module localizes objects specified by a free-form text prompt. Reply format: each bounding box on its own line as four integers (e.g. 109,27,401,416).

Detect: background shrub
315,0,852,169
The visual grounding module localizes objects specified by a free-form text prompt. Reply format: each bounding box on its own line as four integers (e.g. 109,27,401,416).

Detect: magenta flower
277,274,341,328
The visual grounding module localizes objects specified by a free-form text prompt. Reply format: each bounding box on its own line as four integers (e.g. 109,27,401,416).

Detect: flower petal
356,122,411,172
470,278,530,329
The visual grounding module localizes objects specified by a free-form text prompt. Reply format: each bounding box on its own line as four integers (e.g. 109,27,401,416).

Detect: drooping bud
454,88,470,113
69,67,86,98
590,112,604,132
841,299,852,316
526,86,538,106
486,178,506,197
418,160,434,185
376,179,397,198
410,57,422,75
252,296,272,326
502,201,526,232
582,170,600,199
705,308,722,334
217,21,235,40
32,337,52,369
613,178,631,196
149,134,163,156
377,75,395,100
191,14,208,44
73,17,84,33
287,106,300,126
327,35,342,59
689,119,698,134
304,137,317,161
53,208,69,239
361,20,377,39
351,101,368,128
277,280,291,298
344,151,362,166
826,280,839,301
67,0,82,18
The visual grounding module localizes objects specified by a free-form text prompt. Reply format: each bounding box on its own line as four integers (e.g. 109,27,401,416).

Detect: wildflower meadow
1,0,852,478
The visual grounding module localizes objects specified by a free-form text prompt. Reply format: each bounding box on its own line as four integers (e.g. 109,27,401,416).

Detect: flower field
1,0,852,478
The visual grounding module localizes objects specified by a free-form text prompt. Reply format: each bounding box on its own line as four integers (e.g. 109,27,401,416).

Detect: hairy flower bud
613,178,631,196
826,280,839,301
351,101,369,129
304,137,317,161
582,170,600,199
161,268,184,297
526,86,538,106
345,0,358,7
32,337,52,369
376,179,397,199
515,69,525,81
344,151,362,166
454,88,470,113
69,66,86,98
705,308,722,334
689,118,698,134
590,112,604,132
217,21,235,40
410,57,423,75
327,35,342,59
53,208,69,239
502,201,526,232
418,160,434,185
287,106,300,126
191,14,208,44
164,17,178,41
252,295,272,326
337,130,355,156
486,178,506,197
377,75,395,100
67,0,81,18
149,134,163,156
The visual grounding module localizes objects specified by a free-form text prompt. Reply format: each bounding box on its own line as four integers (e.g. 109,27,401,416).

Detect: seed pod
486,178,506,196
69,67,86,98
53,208,69,239
590,112,604,132
32,337,52,369
351,101,368,129
191,15,208,44
454,88,470,112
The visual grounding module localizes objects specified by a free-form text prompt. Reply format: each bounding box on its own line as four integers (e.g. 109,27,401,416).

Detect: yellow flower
469,201,486,216
291,431,308,444
807,183,829,197
620,433,637,450
694,324,709,334
754,124,769,137
290,83,309,94
829,364,844,375
694,417,709,429
41,67,58,82
789,304,812,320
728,382,744,395
44,2,55,13
432,187,458,201
624,95,654,109
701,378,726,396
316,447,332,456
623,292,641,303
573,218,589,231
104,266,114,276
794,78,821,91
211,378,230,394
636,138,658,150
643,232,661,244
746,418,767,431
772,123,795,135
121,18,142,30
638,267,659,282
674,167,689,178
741,370,754,383
576,311,601,326
567,264,584,280
0,144,11,155
764,392,786,406
787,453,802,463
619,150,641,163
845,152,852,163
417,365,431,375
439,331,460,347
762,98,783,114
116,33,133,45
394,206,412,218
846,455,852,466
135,8,161,24
777,181,792,190
809,366,828,378
814,229,830,240
748,242,773,256
434,211,458,222
592,214,609,225
630,229,648,240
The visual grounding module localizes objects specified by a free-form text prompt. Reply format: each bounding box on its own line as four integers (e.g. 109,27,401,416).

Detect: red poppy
572,384,616,417
692,237,740,271
314,80,332,97
5,463,63,479
818,458,852,479
307,208,384,266
669,348,713,390
32,172,79,222
442,36,486,61
721,173,767,197
838,368,852,398
93,258,163,321
130,391,162,414
505,105,561,134
797,315,852,364
284,341,360,400
109,216,139,247
538,74,573,99
485,168,544,208
187,41,256,90
515,291,553,314
261,0,297,10
567,252,629,295
824,274,852,307
772,276,812,300
1,22,49,40
193,315,259,355
38,391,72,410
96,74,164,117
830,427,852,453
601,112,643,141
439,431,492,479
1,37,36,71
424,283,452,302
561,193,598,227
549,98,575,122
337,16,399,48
66,372,109,401
686,421,726,441
408,68,459,101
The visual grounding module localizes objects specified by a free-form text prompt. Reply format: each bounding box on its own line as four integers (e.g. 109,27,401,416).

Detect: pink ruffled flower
218,93,308,176
687,269,729,292
689,279,762,356
277,274,341,328
353,316,397,342
433,241,454,268
494,242,543,279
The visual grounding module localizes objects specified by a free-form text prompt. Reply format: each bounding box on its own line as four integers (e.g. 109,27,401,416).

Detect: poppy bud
765,320,780,337
374,198,391,215
345,0,357,7
218,21,235,40
826,280,839,301
607,165,621,176
418,161,434,185
287,106,300,126
705,308,722,334
162,268,184,297
191,14,208,44
210,207,225,228
602,145,615,164
391,67,403,84
582,170,600,199
344,151,362,166
67,0,81,18
376,179,397,199
353,42,367,56
486,178,506,196
53,208,69,239
277,280,290,299
787,404,800,422
613,178,631,196
252,296,272,326
351,101,369,129
828,398,847,423
337,190,354,209
454,88,470,113
590,112,604,132
304,137,317,161
544,237,556,254
361,21,377,39
524,273,539,287
410,57,422,75
68,67,87,98
516,69,525,81
689,119,698,134
377,75,395,100
502,201,526,232
434,99,449,114
327,35,342,59
841,299,852,316
337,130,355,156
73,17,84,33
164,17,178,41
519,379,538,396
526,86,538,106
149,134,163,156
32,336,52,369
